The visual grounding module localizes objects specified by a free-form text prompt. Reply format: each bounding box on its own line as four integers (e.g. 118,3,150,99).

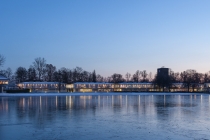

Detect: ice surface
0,93,210,140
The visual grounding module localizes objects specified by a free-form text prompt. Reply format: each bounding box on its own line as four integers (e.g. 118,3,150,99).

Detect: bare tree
27,66,37,81
170,71,180,83
96,74,103,82
191,72,202,92
181,69,199,92
72,67,83,82
107,77,112,82
5,68,13,80
133,70,141,82
111,73,124,83
92,70,96,82
0,67,13,80
80,71,89,82
0,69,6,77
103,77,109,82
33,57,46,81
148,72,153,82
45,64,56,82
203,72,210,83
15,67,27,82
60,67,69,83
0,54,5,68
125,72,131,82
141,70,148,82
53,70,62,82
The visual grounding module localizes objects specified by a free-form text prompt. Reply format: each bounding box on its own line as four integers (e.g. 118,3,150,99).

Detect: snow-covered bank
0,92,204,97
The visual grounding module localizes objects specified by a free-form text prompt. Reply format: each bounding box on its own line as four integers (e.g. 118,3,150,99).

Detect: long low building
70,82,205,92
72,82,155,92
16,82,206,93
18,82,66,92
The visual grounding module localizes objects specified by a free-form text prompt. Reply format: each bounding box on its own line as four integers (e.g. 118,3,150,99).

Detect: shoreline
0,92,207,97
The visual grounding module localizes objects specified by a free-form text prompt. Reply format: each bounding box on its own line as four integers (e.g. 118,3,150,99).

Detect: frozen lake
1,92,210,140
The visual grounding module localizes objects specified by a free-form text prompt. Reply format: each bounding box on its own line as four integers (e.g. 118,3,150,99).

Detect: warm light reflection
112,95,113,107
56,96,58,107
120,95,122,107
69,96,71,108
39,96,41,107
126,95,127,108
23,98,25,107
209,95,210,107
1,94,210,125
83,96,86,108
0,98,8,112
201,95,203,104
98,95,100,107
164,95,166,106
80,96,92,99
190,95,192,106
178,95,181,106
66,96,67,107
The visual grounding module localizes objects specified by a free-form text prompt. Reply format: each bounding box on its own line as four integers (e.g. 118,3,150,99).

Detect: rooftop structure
157,67,169,77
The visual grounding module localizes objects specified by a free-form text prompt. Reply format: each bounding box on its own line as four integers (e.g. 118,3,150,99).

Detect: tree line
0,55,154,84
1,55,210,92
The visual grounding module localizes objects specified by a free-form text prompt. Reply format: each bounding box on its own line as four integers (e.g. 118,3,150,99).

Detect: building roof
0,75,9,81
20,82,65,84
74,82,153,85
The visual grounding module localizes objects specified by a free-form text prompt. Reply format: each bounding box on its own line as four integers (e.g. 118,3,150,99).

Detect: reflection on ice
0,94,210,140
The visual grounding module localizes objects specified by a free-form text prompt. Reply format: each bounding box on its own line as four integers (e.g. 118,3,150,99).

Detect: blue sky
1,0,210,77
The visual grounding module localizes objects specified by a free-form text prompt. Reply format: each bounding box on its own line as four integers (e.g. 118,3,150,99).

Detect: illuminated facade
72,82,155,92
17,82,206,93
18,82,66,92
0,75,9,93
68,82,205,93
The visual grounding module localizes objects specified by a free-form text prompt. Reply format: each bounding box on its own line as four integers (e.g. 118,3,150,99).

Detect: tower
157,67,169,77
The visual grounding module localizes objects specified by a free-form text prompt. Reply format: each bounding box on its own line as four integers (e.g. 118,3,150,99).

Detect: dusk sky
1,0,210,77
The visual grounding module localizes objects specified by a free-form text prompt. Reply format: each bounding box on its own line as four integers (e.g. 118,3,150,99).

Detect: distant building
14,81,208,93
0,75,9,93
18,82,66,92
71,82,155,92
157,67,169,77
